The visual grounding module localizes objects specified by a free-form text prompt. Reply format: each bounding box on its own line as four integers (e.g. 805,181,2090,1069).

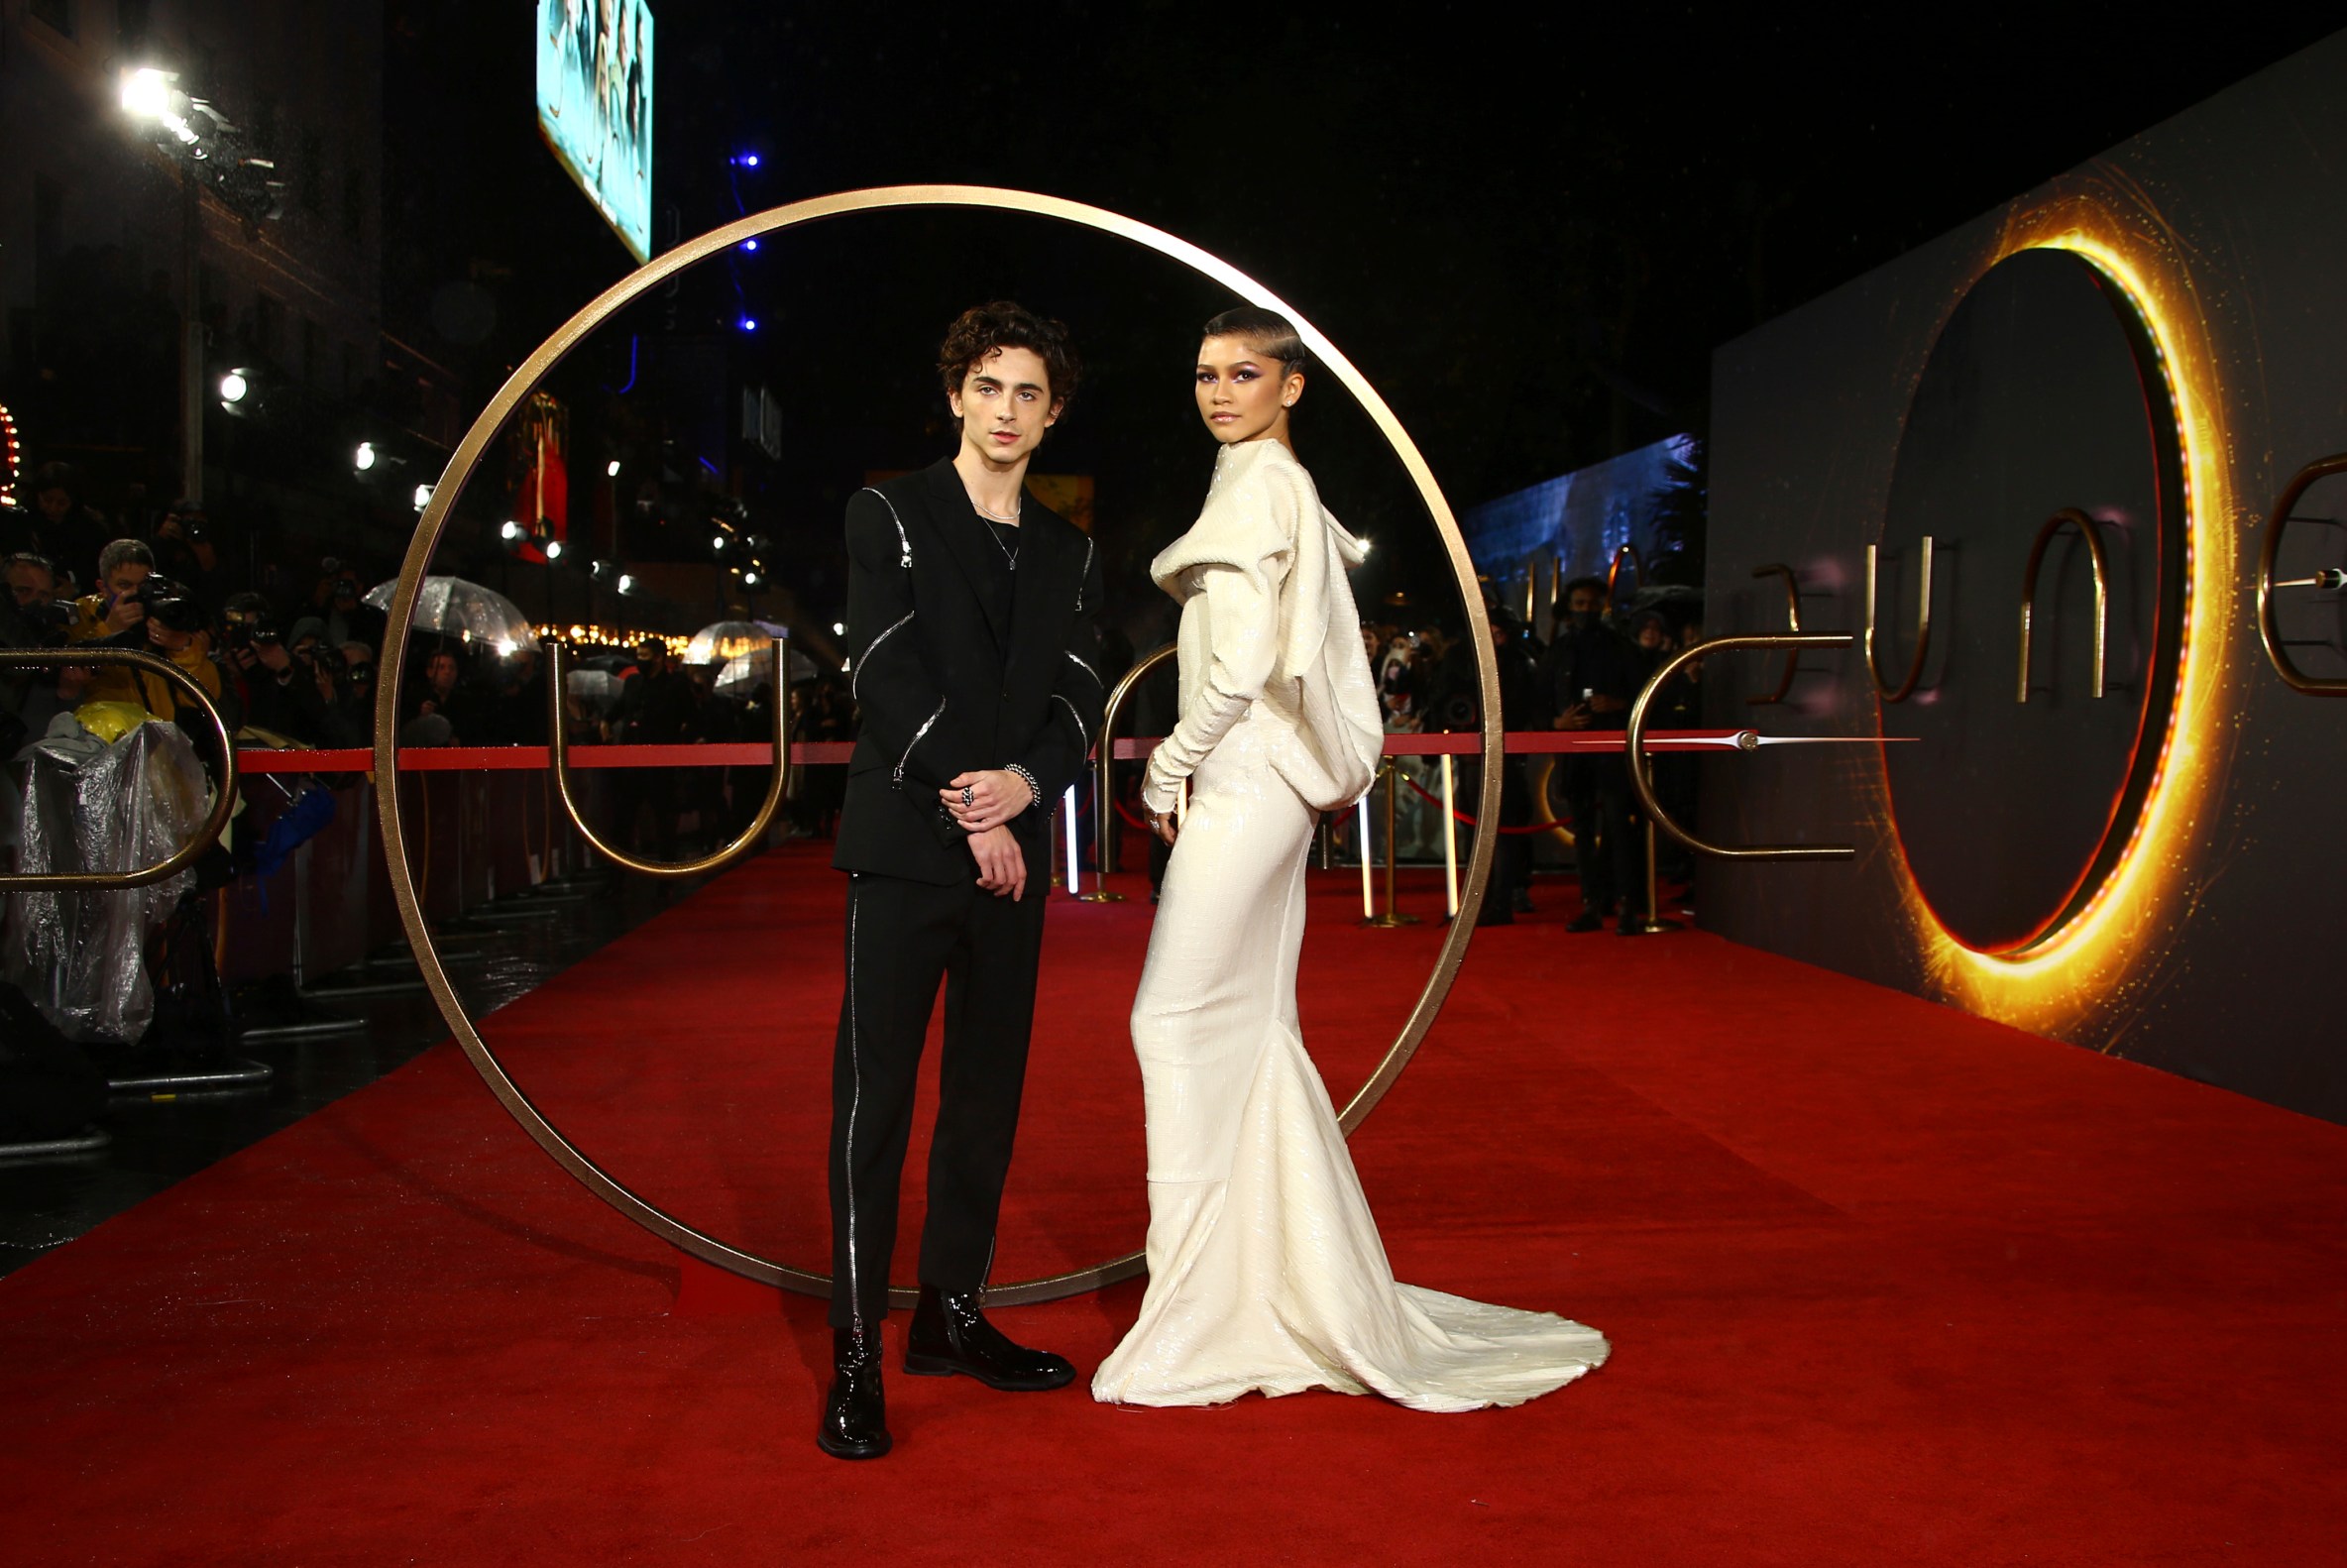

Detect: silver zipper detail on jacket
1064,649,1102,689
1075,536,1094,611
1053,693,1090,752
896,697,947,784
852,612,913,702
862,486,912,568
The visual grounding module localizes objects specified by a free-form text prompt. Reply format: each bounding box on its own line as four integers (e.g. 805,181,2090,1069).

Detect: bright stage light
831,621,845,635
742,571,759,587
545,539,565,561
500,520,524,541
606,460,621,478
738,316,757,333
354,441,378,472
735,152,760,168
412,484,433,511
740,239,759,252
616,573,636,594
217,370,250,404
120,66,172,120
711,534,727,552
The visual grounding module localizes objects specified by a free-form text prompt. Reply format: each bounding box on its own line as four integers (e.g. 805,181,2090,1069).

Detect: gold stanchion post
1619,816,1680,936
1364,761,1421,929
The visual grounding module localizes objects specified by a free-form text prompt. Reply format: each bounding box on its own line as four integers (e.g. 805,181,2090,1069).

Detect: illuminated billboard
535,0,654,264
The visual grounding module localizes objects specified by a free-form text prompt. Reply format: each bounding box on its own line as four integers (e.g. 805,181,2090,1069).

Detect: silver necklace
964,485,1023,569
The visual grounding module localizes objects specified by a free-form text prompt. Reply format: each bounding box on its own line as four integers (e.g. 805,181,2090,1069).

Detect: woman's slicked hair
937,300,1082,411
1201,305,1309,379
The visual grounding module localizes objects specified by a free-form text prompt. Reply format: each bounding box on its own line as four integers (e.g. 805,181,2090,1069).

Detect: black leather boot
817,1326,891,1460
903,1286,1076,1391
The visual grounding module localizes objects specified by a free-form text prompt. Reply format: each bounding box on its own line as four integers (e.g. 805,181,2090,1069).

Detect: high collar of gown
1156,439,1368,583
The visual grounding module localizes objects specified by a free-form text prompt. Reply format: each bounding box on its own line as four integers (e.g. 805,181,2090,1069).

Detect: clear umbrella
366,575,542,655
684,618,791,666
713,642,817,695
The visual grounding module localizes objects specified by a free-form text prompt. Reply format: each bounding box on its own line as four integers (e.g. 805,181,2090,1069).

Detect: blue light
739,316,758,333
740,238,758,252
735,152,760,168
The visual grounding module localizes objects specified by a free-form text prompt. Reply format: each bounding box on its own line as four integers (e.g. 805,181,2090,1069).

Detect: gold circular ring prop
374,186,1503,1306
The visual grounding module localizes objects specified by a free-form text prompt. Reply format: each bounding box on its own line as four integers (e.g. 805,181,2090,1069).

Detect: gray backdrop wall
1700,30,2347,1122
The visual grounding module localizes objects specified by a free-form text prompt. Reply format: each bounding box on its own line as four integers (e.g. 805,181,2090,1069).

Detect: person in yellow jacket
66,537,226,728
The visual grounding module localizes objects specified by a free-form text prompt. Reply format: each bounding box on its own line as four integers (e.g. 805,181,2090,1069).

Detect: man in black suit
1546,576,1645,932
820,302,1106,1460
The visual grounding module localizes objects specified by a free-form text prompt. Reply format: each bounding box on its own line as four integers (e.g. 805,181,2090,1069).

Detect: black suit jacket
832,458,1107,886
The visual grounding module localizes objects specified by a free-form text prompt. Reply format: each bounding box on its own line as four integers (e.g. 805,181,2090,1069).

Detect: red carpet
4,842,2344,1565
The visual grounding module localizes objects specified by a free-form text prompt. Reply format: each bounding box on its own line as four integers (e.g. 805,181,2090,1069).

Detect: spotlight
591,559,615,581
734,152,760,168
712,534,727,552
832,621,845,635
740,239,759,252
738,316,757,333
500,520,523,541
742,571,760,587
412,483,433,511
545,539,565,561
1359,536,1374,555
354,440,378,472
606,459,621,478
217,370,250,405
616,573,636,594
119,66,172,120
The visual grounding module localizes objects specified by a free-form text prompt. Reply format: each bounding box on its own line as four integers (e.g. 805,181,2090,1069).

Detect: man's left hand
942,769,1032,834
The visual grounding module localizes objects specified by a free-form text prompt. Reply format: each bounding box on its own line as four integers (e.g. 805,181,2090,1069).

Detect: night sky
386,4,2340,638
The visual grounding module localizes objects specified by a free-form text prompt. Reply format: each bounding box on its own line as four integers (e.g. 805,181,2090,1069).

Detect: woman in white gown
1090,308,1610,1411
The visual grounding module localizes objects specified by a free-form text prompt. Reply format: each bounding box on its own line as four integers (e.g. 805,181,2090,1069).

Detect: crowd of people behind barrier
0,462,799,1139
0,456,1702,1139
1350,577,1705,931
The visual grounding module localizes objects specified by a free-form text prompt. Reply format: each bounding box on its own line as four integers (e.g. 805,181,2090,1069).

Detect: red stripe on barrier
1108,729,1754,761
229,731,1747,774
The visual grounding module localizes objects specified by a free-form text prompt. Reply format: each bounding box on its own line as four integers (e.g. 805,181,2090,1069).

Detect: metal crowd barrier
0,649,278,1098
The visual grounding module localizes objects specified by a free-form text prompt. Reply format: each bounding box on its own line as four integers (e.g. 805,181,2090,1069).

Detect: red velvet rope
1393,767,1558,834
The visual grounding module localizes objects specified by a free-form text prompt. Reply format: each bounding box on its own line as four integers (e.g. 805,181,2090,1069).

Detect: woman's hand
1148,805,1178,848
966,824,1027,899
942,769,1032,834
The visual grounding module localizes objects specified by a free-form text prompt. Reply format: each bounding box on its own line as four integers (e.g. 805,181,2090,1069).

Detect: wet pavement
0,870,706,1278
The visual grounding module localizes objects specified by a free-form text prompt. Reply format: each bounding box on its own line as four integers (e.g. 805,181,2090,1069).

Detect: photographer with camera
218,591,341,745
307,559,389,657
66,539,233,741
149,499,219,605
0,552,87,750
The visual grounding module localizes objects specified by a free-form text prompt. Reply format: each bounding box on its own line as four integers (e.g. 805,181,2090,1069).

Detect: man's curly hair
937,300,1081,412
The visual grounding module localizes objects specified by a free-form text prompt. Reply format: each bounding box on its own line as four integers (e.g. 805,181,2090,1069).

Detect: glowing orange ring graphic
1887,206,2237,1035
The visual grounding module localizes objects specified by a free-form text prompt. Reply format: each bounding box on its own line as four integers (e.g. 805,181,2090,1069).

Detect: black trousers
828,868,1049,1330
1562,754,1640,916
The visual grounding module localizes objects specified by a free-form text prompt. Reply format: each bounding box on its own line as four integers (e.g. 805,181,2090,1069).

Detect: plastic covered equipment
4,717,209,1043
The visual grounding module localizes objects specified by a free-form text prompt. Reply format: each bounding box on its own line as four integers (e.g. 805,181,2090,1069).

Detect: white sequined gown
1091,440,1610,1410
